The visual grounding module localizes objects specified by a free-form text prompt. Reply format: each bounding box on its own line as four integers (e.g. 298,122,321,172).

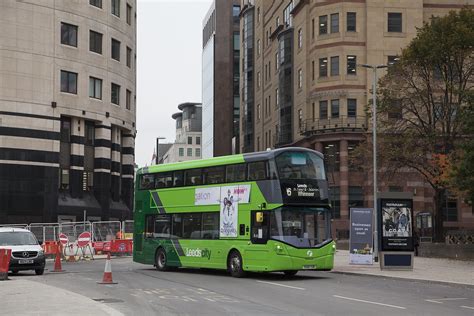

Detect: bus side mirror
256,212,264,223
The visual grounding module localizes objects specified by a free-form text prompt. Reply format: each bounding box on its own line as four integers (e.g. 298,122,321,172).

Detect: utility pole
360,63,387,263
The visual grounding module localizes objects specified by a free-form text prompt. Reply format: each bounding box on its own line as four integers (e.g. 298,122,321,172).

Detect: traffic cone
97,253,117,284
51,242,65,273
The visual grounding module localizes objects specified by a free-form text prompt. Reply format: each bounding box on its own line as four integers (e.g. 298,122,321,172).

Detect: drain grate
92,298,124,303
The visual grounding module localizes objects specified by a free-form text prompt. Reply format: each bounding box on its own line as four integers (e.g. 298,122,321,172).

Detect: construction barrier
43,241,60,256
0,248,12,280
29,223,59,245
93,221,122,242
123,220,134,240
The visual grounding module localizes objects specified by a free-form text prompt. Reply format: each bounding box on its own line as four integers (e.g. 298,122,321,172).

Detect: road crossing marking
256,280,305,290
425,298,467,304
333,295,406,310
461,306,474,310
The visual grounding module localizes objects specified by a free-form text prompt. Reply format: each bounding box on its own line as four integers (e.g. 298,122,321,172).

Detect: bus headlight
274,244,286,255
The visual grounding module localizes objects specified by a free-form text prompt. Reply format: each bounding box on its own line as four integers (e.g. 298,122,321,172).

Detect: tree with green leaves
375,8,473,241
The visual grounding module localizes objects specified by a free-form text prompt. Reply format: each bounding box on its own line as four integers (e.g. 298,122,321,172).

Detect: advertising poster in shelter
380,199,414,251
349,208,373,265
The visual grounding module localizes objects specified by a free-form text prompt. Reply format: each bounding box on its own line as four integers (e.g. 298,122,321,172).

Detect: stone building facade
0,0,137,223
239,0,474,238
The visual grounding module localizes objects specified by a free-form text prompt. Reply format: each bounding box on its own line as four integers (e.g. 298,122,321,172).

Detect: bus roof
138,147,323,175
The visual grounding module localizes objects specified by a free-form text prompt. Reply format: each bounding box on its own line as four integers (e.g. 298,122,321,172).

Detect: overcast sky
136,0,212,167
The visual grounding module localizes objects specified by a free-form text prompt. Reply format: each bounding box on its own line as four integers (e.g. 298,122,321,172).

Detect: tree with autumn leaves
371,9,473,241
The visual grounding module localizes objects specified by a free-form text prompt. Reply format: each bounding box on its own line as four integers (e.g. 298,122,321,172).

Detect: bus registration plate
303,265,316,269
19,259,34,264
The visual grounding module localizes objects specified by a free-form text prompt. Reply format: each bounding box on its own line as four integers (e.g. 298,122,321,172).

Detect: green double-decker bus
133,147,335,277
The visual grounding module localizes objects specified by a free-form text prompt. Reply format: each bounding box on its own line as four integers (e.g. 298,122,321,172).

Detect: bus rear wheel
283,270,298,277
155,248,169,271
228,250,246,278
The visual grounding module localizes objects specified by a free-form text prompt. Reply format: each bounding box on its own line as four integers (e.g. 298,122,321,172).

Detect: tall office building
202,0,241,158
239,0,474,237
0,0,137,223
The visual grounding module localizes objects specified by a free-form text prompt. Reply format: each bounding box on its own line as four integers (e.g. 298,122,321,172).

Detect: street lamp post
360,64,387,263
156,137,166,165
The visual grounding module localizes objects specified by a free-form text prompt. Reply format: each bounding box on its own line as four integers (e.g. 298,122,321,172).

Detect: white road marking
333,295,406,310
425,298,467,304
144,290,153,295
256,280,305,290
461,306,474,310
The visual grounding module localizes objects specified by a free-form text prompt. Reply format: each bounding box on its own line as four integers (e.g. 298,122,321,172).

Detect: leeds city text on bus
133,147,335,277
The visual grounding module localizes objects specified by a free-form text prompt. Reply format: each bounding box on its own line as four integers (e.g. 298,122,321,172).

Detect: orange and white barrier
0,248,12,281
97,253,117,284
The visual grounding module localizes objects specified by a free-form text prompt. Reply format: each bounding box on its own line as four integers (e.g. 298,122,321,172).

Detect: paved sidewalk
332,250,474,286
0,279,123,316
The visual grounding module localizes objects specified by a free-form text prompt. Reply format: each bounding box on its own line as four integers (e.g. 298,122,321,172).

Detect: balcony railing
299,115,368,135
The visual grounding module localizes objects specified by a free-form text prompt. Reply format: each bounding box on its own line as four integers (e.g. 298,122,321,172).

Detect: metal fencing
29,223,60,244
92,221,121,242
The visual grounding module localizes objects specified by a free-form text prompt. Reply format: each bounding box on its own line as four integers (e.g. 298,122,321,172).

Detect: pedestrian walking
413,230,420,256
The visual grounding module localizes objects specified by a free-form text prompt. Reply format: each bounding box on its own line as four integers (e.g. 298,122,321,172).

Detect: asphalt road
12,257,474,316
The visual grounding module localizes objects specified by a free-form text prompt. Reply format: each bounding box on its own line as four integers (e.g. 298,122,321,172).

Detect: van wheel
283,270,298,277
35,268,44,275
228,250,245,278
155,248,169,271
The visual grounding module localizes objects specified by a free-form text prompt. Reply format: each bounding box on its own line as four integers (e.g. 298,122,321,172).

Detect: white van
0,227,46,275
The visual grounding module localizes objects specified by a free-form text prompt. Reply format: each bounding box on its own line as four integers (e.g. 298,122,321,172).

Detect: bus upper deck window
141,174,155,189
248,161,267,180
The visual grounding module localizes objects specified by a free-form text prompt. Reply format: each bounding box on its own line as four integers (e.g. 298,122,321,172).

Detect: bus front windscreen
275,151,326,180
269,207,330,248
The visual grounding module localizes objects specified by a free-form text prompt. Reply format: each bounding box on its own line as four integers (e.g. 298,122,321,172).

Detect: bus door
246,211,270,269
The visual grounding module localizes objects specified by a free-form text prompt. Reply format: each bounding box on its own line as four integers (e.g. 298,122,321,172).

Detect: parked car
0,227,45,275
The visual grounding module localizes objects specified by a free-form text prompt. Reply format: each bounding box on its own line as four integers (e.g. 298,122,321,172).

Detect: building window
61,22,78,47
330,56,339,76
312,60,315,80
323,142,340,172
89,77,102,99
126,47,132,67
388,12,402,32
257,71,261,88
312,18,315,39
388,99,403,120
441,192,458,222
257,39,261,56
111,83,120,105
330,187,341,219
348,141,362,171
196,136,201,145
89,30,102,54
276,16,280,28
319,57,328,77
112,0,120,17
347,12,356,32
298,69,303,89
126,89,131,110
331,99,340,118
257,7,260,23
319,100,328,119
195,148,201,157
388,55,399,66
298,28,303,48
126,3,132,25
347,55,357,75
90,0,102,8
177,148,183,157
330,13,339,33
187,148,192,157
319,15,327,35
257,104,261,121
188,136,192,145
111,38,121,61
275,88,279,108
275,52,279,71
349,186,364,208
60,70,77,94
298,109,303,129
283,1,294,27
347,98,357,117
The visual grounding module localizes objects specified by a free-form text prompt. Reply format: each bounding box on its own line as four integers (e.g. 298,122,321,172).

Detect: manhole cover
92,298,124,303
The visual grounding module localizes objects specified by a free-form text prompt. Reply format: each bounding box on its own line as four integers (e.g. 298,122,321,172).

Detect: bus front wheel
228,250,246,278
155,248,169,271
